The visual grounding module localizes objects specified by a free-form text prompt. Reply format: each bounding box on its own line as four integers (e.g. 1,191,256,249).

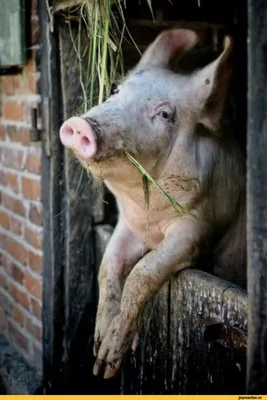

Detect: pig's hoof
93,306,120,357
92,314,136,379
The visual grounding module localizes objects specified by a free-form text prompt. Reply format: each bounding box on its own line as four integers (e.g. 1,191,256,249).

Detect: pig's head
60,29,232,180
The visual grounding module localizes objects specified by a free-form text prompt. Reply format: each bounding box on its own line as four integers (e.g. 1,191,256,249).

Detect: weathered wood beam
247,0,267,394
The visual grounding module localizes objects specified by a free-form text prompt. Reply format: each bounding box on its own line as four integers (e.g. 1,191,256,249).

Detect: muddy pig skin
59,29,245,379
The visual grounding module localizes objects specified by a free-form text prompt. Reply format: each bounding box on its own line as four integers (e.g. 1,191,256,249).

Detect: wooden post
247,0,267,393
38,0,66,393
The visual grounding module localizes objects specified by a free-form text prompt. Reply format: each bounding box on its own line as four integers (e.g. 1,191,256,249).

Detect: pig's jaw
79,154,141,182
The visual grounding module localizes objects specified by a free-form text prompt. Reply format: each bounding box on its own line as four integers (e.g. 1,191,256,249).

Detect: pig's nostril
64,127,74,136
59,116,97,160
80,136,90,152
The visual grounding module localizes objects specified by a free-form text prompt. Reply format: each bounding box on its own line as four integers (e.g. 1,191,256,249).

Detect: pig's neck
105,178,171,248
105,165,200,250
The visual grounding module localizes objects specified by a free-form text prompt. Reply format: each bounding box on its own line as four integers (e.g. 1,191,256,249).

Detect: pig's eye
160,111,170,119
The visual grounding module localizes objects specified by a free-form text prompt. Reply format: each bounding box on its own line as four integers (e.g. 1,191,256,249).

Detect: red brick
28,251,42,274
11,263,24,285
12,76,23,93
5,237,27,265
5,172,19,193
2,193,25,216
25,271,42,300
31,297,42,320
9,215,22,236
3,102,24,121
13,304,25,327
29,203,42,226
6,126,31,145
26,317,42,341
8,283,29,310
0,147,25,170
0,76,15,95
25,153,41,174
22,177,41,200
8,320,29,353
24,226,42,249
0,209,9,229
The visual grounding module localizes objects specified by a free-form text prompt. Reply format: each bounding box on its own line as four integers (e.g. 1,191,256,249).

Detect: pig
59,29,246,380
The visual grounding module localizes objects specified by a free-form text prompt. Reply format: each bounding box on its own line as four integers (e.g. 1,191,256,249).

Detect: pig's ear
191,36,233,130
137,29,199,69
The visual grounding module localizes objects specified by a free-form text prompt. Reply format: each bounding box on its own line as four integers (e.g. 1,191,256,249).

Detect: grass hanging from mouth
125,152,188,215
142,175,150,211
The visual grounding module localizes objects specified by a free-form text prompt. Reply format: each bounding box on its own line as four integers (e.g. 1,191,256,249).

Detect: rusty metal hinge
30,100,51,158
30,108,41,142
43,97,51,157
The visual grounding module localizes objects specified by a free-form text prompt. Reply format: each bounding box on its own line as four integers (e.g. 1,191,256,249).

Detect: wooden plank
247,0,267,393
38,2,66,393
128,18,229,31
170,270,247,394
122,282,170,394
58,22,103,393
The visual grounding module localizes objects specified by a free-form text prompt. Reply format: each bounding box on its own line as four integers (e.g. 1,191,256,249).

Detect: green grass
125,152,188,214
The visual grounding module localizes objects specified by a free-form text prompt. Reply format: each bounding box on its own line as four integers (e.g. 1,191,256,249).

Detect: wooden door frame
38,0,66,393
247,0,267,393
39,0,267,394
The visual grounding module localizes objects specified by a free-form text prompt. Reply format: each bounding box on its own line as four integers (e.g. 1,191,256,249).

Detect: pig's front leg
94,218,146,356
93,217,207,379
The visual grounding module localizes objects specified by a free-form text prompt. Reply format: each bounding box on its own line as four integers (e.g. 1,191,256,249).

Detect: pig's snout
59,116,97,160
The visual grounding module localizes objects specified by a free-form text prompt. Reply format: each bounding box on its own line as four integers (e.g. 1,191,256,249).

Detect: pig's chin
76,150,125,180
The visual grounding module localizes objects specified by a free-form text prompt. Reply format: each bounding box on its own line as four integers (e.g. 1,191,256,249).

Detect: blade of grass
146,0,155,20
98,2,110,104
125,152,187,214
89,0,98,108
142,175,150,211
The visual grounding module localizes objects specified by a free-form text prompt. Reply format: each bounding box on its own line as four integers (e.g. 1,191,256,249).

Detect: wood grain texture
39,3,66,392
170,270,247,394
57,22,104,392
122,282,170,394
121,270,247,394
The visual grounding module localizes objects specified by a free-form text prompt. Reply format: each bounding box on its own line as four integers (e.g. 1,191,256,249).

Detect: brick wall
0,0,43,370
